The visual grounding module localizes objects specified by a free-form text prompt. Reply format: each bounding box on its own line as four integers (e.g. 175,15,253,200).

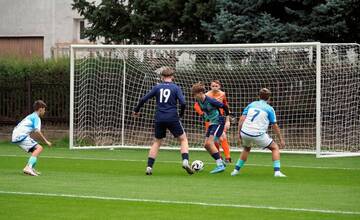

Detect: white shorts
14,136,38,152
240,131,273,149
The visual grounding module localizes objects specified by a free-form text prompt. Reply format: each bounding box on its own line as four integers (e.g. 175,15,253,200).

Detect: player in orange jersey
194,80,232,163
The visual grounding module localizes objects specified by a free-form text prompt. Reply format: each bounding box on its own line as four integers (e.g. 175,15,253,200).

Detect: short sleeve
31,115,41,131
242,105,250,115
268,107,277,124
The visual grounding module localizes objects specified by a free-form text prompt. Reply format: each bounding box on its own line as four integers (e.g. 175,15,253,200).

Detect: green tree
309,0,360,42
202,0,360,43
179,0,216,43
72,0,216,44
202,0,319,43
72,0,133,43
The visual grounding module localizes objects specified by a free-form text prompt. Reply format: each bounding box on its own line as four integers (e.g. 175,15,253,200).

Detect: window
80,20,86,40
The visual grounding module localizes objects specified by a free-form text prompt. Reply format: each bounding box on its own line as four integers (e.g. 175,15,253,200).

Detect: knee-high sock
273,160,281,171
221,138,230,159
27,156,37,168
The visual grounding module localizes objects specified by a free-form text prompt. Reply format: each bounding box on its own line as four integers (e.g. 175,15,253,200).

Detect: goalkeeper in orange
194,80,232,163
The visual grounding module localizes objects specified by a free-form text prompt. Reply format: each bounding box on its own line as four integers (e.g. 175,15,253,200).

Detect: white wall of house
0,0,96,58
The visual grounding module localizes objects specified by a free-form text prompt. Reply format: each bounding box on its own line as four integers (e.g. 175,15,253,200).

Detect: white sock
216,159,223,166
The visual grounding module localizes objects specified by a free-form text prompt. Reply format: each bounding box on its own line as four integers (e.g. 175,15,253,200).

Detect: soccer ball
191,160,204,172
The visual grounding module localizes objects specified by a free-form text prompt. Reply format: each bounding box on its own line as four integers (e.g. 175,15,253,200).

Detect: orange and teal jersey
194,90,229,117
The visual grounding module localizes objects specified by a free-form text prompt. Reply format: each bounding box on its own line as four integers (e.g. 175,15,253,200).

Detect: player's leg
206,121,221,152
205,124,225,174
169,121,194,175
214,142,220,152
219,131,231,163
146,138,162,175
231,132,251,176
204,136,225,174
19,137,42,176
28,144,43,175
268,141,286,177
177,133,194,174
146,122,165,175
231,146,250,176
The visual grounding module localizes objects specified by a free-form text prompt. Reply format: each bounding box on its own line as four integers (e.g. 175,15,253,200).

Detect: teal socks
235,159,245,171
28,156,37,168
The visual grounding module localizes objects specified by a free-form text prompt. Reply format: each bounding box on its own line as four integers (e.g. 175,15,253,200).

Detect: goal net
70,43,360,157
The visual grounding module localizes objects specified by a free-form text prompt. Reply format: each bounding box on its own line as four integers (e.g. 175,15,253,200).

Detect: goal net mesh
71,44,360,155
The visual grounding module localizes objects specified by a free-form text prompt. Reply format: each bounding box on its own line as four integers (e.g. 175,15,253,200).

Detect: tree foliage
203,0,360,43
72,0,360,44
72,0,216,44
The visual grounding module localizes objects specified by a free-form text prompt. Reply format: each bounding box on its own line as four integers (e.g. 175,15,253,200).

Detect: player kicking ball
133,67,194,175
231,88,286,177
192,82,230,174
194,80,232,163
11,100,52,176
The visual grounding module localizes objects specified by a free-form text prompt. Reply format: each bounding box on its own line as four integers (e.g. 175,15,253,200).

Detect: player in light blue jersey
12,100,52,176
231,88,286,177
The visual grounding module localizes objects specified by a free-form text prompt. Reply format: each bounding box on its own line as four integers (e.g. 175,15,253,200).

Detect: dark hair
33,100,47,111
160,66,175,77
191,82,206,95
259,88,271,101
211,80,222,87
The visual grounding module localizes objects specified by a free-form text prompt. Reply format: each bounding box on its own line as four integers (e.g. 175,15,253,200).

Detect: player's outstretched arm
272,123,285,149
179,103,186,118
237,115,246,147
238,116,246,136
34,131,52,147
133,86,157,115
176,86,186,119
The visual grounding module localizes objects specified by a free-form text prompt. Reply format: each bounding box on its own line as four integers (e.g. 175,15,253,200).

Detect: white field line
0,190,359,215
0,154,359,170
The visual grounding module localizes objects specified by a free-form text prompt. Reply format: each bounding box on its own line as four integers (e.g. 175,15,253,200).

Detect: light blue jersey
12,112,41,143
241,100,276,136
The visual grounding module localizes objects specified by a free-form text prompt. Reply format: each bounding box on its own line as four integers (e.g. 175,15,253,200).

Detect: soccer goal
70,42,360,158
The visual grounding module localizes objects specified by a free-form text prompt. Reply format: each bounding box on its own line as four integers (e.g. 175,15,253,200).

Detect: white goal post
70,42,360,158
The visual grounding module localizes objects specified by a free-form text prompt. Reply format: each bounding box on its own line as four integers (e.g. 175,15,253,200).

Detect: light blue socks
28,156,37,168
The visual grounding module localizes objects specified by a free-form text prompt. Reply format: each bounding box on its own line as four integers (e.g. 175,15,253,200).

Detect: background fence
0,78,69,125
0,56,69,126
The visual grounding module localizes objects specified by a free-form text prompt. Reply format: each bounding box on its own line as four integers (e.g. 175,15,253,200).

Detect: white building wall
0,0,94,58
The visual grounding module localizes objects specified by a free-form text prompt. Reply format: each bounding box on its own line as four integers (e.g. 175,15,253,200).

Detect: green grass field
0,140,359,220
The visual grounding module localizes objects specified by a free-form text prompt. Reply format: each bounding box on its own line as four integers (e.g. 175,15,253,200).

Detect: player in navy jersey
133,67,194,175
192,82,230,174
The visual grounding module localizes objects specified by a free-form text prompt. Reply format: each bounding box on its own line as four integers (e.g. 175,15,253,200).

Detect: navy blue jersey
133,82,186,122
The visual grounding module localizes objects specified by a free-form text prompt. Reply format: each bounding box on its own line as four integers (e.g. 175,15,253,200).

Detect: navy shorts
155,121,185,139
206,123,224,138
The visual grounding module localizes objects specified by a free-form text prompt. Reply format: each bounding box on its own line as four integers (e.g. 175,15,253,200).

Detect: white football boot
23,166,38,176
274,171,287,177
145,167,153,175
